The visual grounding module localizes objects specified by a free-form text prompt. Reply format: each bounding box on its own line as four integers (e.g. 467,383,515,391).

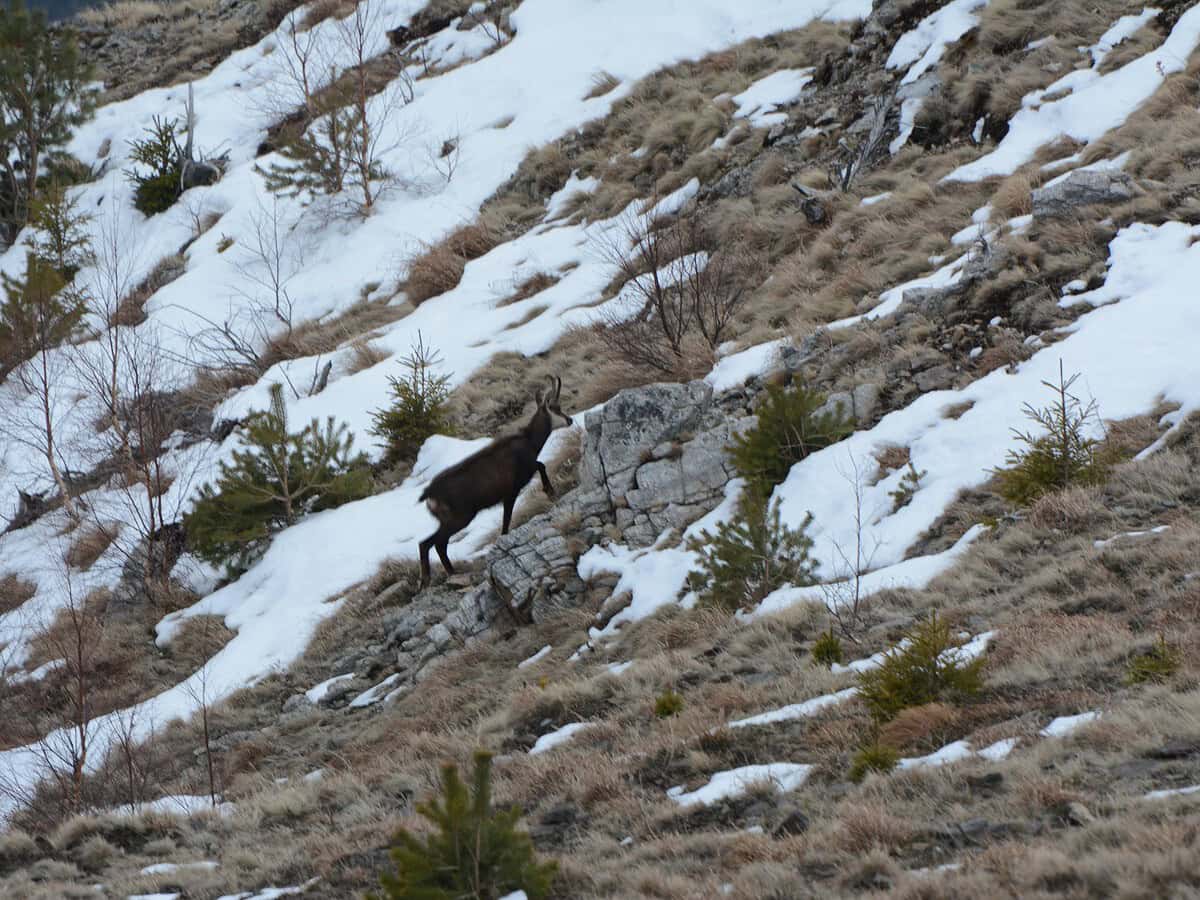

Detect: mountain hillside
2,0,1200,896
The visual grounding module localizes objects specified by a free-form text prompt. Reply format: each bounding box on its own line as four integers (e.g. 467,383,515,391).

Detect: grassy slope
4,0,1200,897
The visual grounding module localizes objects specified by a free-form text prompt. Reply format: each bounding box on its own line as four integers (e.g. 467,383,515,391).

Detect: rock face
489,380,738,621
1032,170,1135,219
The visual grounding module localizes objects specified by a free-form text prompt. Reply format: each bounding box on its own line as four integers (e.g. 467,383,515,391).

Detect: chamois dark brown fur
418,375,570,586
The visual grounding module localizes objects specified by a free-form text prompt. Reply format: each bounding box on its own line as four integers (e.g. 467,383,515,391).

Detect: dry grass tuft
64,523,118,571
0,573,37,615
584,70,621,100
404,216,511,306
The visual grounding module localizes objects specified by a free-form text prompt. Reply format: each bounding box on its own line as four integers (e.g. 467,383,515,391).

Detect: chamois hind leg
418,531,438,588
501,495,516,534
431,509,475,580
536,461,555,498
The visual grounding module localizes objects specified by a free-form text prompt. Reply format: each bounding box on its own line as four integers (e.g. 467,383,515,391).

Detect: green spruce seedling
369,332,455,466
995,361,1110,505
687,492,817,613
369,751,556,900
856,613,984,723
184,383,371,573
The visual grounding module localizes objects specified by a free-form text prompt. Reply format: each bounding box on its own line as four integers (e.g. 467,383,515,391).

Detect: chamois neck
524,407,552,453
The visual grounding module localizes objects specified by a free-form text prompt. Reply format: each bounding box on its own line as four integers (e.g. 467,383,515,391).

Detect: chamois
418,376,570,586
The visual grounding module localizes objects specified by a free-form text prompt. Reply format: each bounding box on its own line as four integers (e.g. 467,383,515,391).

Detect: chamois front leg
501,495,516,535
536,461,556,498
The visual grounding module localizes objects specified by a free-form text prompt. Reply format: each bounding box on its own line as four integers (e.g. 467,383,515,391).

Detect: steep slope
1,0,1200,897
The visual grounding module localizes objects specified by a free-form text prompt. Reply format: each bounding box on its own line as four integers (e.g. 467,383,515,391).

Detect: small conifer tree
184,383,371,573
995,362,1110,506
369,333,455,466
0,0,96,238
126,116,185,216
369,751,556,900
0,251,81,370
25,182,93,283
730,379,853,498
687,492,817,612
856,614,984,723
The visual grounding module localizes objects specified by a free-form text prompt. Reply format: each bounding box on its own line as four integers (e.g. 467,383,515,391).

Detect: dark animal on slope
418,375,571,586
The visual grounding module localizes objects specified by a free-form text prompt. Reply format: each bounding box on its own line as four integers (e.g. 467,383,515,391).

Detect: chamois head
532,375,571,432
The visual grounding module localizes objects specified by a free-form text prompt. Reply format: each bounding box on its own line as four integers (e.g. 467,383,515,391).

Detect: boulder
1032,170,1135,219
580,381,713,495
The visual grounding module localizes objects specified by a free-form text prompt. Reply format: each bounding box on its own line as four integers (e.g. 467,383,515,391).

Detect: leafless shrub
591,208,755,374
829,90,895,192
823,452,880,642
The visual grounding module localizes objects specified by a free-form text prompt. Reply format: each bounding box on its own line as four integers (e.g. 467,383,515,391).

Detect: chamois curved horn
553,375,562,402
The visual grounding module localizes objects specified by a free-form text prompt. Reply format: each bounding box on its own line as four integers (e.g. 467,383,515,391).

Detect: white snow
727,688,859,729
669,763,814,806
576,479,743,638
1093,524,1169,549
529,722,590,755
0,0,880,820
861,192,893,206
887,0,989,86
889,96,924,154
499,892,529,900
750,526,986,620
948,5,1200,180
706,339,786,392
216,881,321,900
977,737,1019,761
140,861,219,876
1144,784,1200,801
348,673,402,708
730,68,814,128
1088,8,1160,66
304,673,355,704
1040,710,1101,738
129,894,181,900
518,645,553,668
898,739,975,770
606,660,635,676
111,794,234,818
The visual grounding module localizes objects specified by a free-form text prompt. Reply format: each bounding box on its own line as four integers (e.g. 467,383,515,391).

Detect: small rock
773,807,809,836
282,693,314,714
1032,170,1135,219
1064,801,1095,826
1146,740,1200,760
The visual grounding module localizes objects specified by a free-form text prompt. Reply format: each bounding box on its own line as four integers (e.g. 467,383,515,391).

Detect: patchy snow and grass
887,0,989,86
948,5,1200,180
518,645,553,668
528,722,591,755
669,763,814,806
1040,710,1101,738
1144,784,1200,801
727,688,859,729
730,68,814,128
140,861,220,876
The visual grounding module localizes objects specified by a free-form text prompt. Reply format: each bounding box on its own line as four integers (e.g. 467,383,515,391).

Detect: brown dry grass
64,523,117,571
404,214,512,306
0,573,36,615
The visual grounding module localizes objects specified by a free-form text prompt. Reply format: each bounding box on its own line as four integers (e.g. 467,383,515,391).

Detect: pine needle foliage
730,379,853,499
369,333,455,466
0,0,95,238
687,492,816,613
848,742,898,782
369,751,556,900
184,383,372,574
654,689,684,718
856,614,984,723
995,362,1110,506
126,116,184,215
1126,636,1180,685
812,628,843,668
0,251,81,370
26,182,93,283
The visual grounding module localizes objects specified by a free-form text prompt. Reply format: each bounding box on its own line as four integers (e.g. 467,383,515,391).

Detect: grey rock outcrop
489,380,738,621
1032,170,1135,219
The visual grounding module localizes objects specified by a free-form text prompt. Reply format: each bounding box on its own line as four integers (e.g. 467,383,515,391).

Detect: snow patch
669,763,814,806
